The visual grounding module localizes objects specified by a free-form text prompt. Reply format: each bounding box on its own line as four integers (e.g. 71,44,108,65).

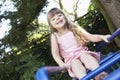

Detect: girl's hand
59,63,68,73
103,35,111,43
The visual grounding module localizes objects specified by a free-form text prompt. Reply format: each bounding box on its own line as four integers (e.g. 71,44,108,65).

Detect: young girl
47,7,110,80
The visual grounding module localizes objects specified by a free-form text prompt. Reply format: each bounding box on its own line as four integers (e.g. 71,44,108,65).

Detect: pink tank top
54,31,100,77
54,31,88,59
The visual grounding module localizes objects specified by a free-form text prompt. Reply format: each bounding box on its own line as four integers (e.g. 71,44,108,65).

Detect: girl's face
50,13,67,30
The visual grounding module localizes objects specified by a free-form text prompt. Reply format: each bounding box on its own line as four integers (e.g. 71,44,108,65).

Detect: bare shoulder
51,33,56,39
51,33,57,42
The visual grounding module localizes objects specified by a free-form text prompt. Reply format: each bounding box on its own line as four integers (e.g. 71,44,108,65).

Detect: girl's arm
84,32,110,42
51,34,66,67
78,26,110,42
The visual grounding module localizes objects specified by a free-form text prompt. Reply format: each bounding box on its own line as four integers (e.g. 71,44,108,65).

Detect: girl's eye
51,18,55,21
58,14,62,17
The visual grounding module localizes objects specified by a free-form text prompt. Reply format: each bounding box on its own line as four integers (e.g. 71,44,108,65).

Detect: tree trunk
91,0,120,48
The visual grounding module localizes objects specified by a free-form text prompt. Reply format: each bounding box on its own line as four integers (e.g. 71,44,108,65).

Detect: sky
0,0,90,39
0,19,11,39
0,0,17,39
39,0,90,23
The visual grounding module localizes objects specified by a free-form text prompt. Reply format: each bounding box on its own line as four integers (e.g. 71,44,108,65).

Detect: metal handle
96,28,120,51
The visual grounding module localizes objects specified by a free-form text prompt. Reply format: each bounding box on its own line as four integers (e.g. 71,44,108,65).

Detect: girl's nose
55,15,59,19
56,16,59,20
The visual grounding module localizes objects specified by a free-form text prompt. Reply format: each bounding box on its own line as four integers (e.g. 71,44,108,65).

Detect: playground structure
36,28,120,80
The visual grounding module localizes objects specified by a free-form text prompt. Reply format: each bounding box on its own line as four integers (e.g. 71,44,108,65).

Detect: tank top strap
53,32,60,41
53,32,57,37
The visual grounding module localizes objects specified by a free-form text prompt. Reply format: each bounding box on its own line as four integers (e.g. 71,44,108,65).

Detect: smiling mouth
56,20,63,24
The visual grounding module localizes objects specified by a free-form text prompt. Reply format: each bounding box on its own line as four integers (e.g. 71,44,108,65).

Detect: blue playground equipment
36,28,120,80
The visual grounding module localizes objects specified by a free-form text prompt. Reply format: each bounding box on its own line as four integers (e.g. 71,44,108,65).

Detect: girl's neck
57,27,70,36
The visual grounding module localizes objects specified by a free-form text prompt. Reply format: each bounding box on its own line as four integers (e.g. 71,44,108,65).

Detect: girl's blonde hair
47,8,88,45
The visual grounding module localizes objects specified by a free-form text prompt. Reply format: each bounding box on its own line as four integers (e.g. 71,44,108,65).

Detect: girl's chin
56,25,64,28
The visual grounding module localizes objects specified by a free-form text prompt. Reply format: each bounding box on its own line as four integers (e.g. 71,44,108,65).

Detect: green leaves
1,0,47,46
